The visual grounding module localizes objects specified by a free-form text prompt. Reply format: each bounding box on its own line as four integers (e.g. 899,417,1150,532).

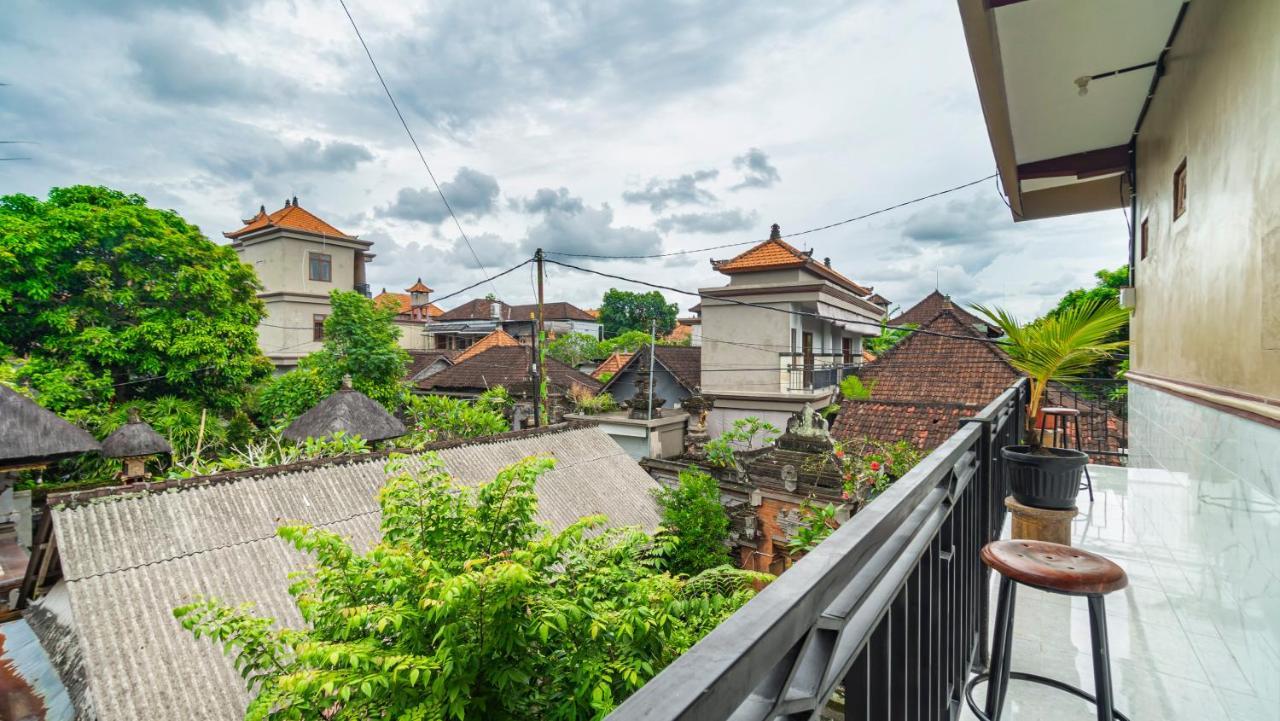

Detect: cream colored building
699,225,885,436
958,0,1278,485
226,198,373,369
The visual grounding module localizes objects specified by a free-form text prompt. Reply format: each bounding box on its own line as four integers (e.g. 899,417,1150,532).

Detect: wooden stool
1039,407,1094,501
1005,496,1077,546
965,540,1130,721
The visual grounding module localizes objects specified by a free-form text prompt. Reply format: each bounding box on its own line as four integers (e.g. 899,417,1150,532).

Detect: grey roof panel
50,427,660,721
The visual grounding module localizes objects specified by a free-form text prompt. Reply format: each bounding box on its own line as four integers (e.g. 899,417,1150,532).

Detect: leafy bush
255,367,332,427
839,375,875,401
568,386,619,415
833,438,925,501
788,501,838,557
653,467,731,575
545,332,602,367
864,322,915,356
704,417,781,470
402,393,508,445
176,454,766,719
101,396,226,458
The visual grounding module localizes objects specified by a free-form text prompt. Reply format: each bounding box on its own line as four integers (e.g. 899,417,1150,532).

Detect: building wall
393,319,428,351
606,366,691,409
1132,0,1280,401
254,296,330,363
237,233,359,297
700,299,792,394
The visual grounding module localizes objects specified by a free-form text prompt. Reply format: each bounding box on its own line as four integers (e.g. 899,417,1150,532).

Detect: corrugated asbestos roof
50,426,660,721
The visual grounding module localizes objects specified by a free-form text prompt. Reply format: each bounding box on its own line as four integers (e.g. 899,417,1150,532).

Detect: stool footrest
964,671,1131,721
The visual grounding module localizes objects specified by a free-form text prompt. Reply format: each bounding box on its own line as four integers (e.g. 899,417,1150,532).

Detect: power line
545,257,1007,346
544,173,999,260
336,0,498,298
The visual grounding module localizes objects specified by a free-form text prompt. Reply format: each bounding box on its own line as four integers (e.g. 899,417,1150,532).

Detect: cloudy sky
0,0,1127,318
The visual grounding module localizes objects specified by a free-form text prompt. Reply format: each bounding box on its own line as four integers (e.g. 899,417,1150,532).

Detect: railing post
959,415,994,671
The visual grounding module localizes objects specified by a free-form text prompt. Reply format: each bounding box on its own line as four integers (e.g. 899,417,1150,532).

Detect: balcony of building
604,378,1279,720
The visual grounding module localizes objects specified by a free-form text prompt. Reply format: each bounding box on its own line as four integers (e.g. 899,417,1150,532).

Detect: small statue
625,364,666,420
787,402,830,438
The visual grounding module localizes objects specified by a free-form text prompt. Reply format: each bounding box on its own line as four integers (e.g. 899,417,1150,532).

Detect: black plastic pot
1001,445,1088,510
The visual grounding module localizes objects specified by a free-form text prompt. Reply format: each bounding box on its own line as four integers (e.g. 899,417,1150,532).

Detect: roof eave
957,0,1025,220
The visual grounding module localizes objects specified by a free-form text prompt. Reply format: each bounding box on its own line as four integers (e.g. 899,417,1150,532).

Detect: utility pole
647,318,656,420
532,248,545,427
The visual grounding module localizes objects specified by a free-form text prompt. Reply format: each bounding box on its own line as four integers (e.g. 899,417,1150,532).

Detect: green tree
1041,266,1129,377
0,186,272,415
256,291,409,424
545,332,603,367
176,455,765,720
402,393,509,444
864,322,915,356
596,330,652,357
653,468,731,576
599,289,678,338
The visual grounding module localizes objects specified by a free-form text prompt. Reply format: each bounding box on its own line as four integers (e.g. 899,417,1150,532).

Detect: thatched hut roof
0,385,101,468
281,379,406,443
101,409,172,458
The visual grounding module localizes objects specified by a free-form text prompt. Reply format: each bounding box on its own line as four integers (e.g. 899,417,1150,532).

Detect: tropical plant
299,290,409,409
568,386,619,415
599,288,678,338
596,329,651,357
973,298,1130,450
0,186,272,416
175,454,767,720
703,417,781,470
545,332,603,368
864,322,915,356
402,393,508,445
1040,266,1130,377
831,438,925,502
100,396,226,458
839,375,875,401
788,500,838,558
254,367,332,427
652,468,731,575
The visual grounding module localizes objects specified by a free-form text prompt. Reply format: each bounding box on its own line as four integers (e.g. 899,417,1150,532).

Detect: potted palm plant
973,298,1129,509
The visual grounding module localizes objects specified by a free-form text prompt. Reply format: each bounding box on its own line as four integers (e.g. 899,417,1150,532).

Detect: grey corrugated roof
48,426,660,721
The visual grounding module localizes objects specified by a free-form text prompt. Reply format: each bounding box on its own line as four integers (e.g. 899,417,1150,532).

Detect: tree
256,291,409,424
653,468,731,575
1041,266,1129,377
864,322,915,356
0,186,272,416
176,454,765,720
599,289,678,338
597,330,651,357
545,332,602,367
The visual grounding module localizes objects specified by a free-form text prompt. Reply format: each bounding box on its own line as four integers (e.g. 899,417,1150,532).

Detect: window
312,314,326,341
1140,218,1150,259
309,252,332,282
842,337,853,365
1173,159,1187,220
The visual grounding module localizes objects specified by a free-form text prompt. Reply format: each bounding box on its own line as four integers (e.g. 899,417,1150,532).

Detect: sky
0,0,1128,319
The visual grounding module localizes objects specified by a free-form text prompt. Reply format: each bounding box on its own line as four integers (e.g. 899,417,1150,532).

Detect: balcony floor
962,464,1279,720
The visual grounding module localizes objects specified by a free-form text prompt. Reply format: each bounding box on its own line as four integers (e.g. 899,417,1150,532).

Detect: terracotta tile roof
712,224,871,295
374,292,444,318
891,290,994,335
664,323,693,344
437,299,596,323
865,293,892,308
404,350,458,379
405,278,432,293
856,309,1018,406
585,308,600,319
454,329,521,363
224,199,355,240
417,346,602,395
437,298,507,322
591,351,633,379
862,349,877,363
509,302,598,323
603,346,701,393
832,399,977,451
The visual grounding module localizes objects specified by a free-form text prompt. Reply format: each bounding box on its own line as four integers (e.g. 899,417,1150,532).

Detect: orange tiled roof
406,278,433,293
585,308,600,319
664,324,693,343
591,351,633,379
454,328,521,363
224,199,355,240
374,291,443,318
713,224,871,295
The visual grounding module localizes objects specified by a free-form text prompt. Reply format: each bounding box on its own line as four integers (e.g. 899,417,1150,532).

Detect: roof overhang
958,0,1188,221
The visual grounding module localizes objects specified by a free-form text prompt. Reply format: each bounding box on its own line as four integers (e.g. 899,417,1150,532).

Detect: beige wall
255,297,329,362
393,319,428,351
1133,0,1280,400
237,232,360,296
700,299,792,394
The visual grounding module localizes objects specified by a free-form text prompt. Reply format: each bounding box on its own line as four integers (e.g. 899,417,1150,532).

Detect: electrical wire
544,173,999,260
336,0,498,297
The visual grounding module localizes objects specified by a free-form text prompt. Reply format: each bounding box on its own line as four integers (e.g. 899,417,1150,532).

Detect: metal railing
1042,378,1127,461
606,378,1027,721
786,363,859,392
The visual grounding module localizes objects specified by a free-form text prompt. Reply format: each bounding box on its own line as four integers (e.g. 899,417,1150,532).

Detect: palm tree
973,298,1129,450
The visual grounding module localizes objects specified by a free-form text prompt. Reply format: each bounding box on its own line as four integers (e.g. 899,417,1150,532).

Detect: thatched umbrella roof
102,408,172,458
0,384,101,469
282,377,406,443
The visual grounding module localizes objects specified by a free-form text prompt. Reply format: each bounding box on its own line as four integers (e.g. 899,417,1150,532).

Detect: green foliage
1041,266,1129,377
568,386,619,415
595,371,614,384
176,454,766,720
545,333,602,367
788,501,838,558
864,322,915,356
839,375,875,401
100,396,226,458
402,393,509,445
599,289,678,338
0,186,272,414
299,290,409,409
831,438,925,502
653,468,731,576
973,298,1130,448
597,330,651,357
703,417,781,470
255,367,332,428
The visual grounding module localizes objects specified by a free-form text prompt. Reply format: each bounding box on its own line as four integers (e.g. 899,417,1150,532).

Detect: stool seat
981,540,1127,595
1040,407,1081,416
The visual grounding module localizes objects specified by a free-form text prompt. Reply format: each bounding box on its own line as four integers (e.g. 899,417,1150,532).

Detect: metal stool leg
1087,595,1116,721
1074,416,1094,502
985,576,1018,720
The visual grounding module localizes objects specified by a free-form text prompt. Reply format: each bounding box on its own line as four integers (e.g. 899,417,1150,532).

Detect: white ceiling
995,0,1186,165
